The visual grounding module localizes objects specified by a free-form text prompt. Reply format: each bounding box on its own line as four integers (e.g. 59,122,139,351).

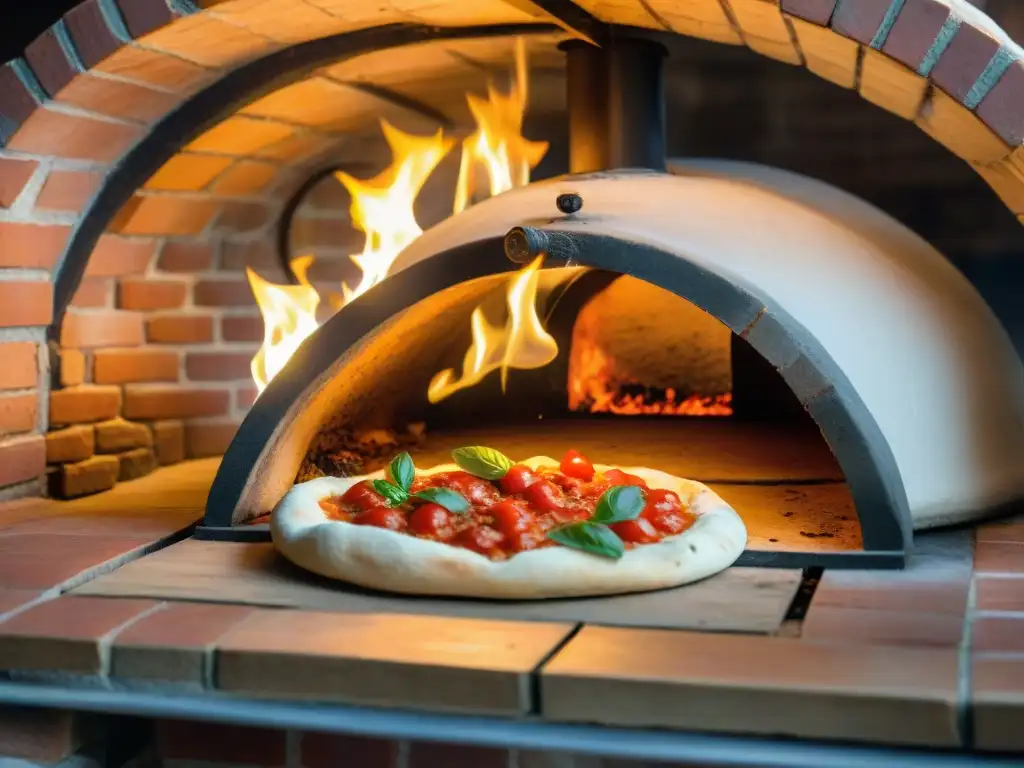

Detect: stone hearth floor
0,460,1021,754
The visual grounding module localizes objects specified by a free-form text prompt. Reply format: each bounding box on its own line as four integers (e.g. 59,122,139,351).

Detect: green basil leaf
591,485,645,524
451,446,514,480
547,522,625,559
389,452,415,491
372,479,408,507
413,487,470,515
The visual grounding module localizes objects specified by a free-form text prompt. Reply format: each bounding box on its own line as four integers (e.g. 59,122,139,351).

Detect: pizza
271,446,747,599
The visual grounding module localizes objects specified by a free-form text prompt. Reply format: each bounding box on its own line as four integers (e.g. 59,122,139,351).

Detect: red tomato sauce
317,450,697,560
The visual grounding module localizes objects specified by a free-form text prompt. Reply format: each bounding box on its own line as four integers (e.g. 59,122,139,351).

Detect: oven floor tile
972,656,1024,752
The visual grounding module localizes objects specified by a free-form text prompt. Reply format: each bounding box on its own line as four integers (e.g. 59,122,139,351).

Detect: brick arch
0,0,1021,498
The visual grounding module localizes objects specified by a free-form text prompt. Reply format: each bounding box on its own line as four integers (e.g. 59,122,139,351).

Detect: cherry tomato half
641,488,691,535
354,506,406,531
611,516,661,544
560,449,595,481
500,464,538,494
455,525,505,556
604,469,649,489
408,503,456,539
341,480,388,510
523,479,566,514
443,471,499,505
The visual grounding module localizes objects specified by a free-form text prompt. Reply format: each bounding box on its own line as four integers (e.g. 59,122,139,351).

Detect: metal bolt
504,226,549,264
556,193,583,215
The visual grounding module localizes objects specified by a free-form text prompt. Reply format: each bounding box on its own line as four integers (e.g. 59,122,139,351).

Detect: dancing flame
248,255,320,394
453,38,549,214
428,256,558,403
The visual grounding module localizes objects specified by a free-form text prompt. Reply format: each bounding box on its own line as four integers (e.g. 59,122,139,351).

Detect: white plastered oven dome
393,161,1024,530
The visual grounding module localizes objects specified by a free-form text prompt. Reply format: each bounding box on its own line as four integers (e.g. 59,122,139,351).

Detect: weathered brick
221,315,263,342
36,170,103,212
186,352,253,382
145,315,214,344
158,242,214,273
93,348,179,385
156,719,287,765
123,387,229,420
61,311,144,348
53,454,119,498
95,418,152,453
59,349,85,387
0,223,70,269
45,425,95,464
185,420,238,458
118,447,156,481
0,435,46,488
49,385,122,425
151,420,184,465
0,157,39,208
85,236,157,277
0,342,38,390
118,279,187,310
70,278,111,308
0,393,38,436
0,281,53,328
0,707,82,763
193,280,256,307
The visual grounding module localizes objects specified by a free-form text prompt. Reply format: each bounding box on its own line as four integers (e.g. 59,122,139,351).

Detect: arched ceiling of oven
0,0,1022,335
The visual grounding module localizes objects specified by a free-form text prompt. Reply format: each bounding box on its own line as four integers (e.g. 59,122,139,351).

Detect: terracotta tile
0,534,150,590
5,108,142,163
541,626,960,747
112,602,252,683
930,21,1002,104
975,542,1024,575
972,657,1024,751
0,157,38,208
56,73,181,124
156,718,287,764
973,616,1024,654
977,519,1024,544
1,505,198,539
36,169,103,212
882,0,951,71
145,153,234,192
217,610,574,714
802,605,964,647
0,588,42,616
64,0,123,69
301,732,399,768
977,61,1024,147
0,595,156,673
93,46,214,93
812,573,970,616
186,116,294,156
976,577,1024,612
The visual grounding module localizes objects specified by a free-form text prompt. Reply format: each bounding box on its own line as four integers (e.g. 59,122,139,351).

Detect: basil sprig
451,446,514,480
546,485,645,559
371,452,469,515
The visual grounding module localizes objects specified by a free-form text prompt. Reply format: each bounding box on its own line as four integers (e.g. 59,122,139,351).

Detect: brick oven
1,1,1024,766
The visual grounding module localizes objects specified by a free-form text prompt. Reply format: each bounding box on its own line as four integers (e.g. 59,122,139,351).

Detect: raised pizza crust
270,457,747,599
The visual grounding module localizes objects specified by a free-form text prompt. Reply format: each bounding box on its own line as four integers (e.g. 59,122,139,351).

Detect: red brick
157,242,214,272
70,277,111,308
221,315,264,342
407,742,507,768
145,315,214,344
0,435,45,488
61,311,144,348
152,420,184,465
123,387,229,420
59,350,85,387
975,542,1024,575
5,108,143,163
978,61,1024,147
0,62,39,140
184,421,239,458
830,0,890,44
24,28,78,99
119,279,187,310
236,386,258,409
35,170,102,213
978,520,1024,544
301,732,399,768
193,280,256,307
0,157,38,208
931,23,1003,104
220,239,277,271
0,282,53,328
64,0,123,69
85,236,157,277
210,160,277,196
45,425,95,464
94,349,179,385
882,0,953,71
49,385,122,425
974,616,1024,654
0,343,37,390
976,577,1024,612
52,455,119,498
156,719,287,765
111,195,220,237
0,394,37,436
186,353,253,382
0,707,81,763
215,202,271,232
0,223,70,269
56,74,179,124
115,0,176,38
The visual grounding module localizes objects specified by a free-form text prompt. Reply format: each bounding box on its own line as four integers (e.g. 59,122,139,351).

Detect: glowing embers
428,256,558,403
248,255,320,394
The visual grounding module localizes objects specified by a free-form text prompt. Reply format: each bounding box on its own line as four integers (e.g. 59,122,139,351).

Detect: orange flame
428,256,558,403
247,255,320,394
568,333,734,416
453,38,549,214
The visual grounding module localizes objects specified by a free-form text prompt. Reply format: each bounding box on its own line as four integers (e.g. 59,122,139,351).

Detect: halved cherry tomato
354,506,406,531
500,464,538,494
641,489,691,535
408,503,455,539
523,479,566,514
560,449,595,481
490,499,532,535
455,524,505,556
604,469,649,488
611,516,661,544
341,480,388,510
442,471,499,505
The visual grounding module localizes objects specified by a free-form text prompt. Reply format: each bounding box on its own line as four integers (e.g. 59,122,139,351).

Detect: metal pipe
561,41,610,173
607,37,667,170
